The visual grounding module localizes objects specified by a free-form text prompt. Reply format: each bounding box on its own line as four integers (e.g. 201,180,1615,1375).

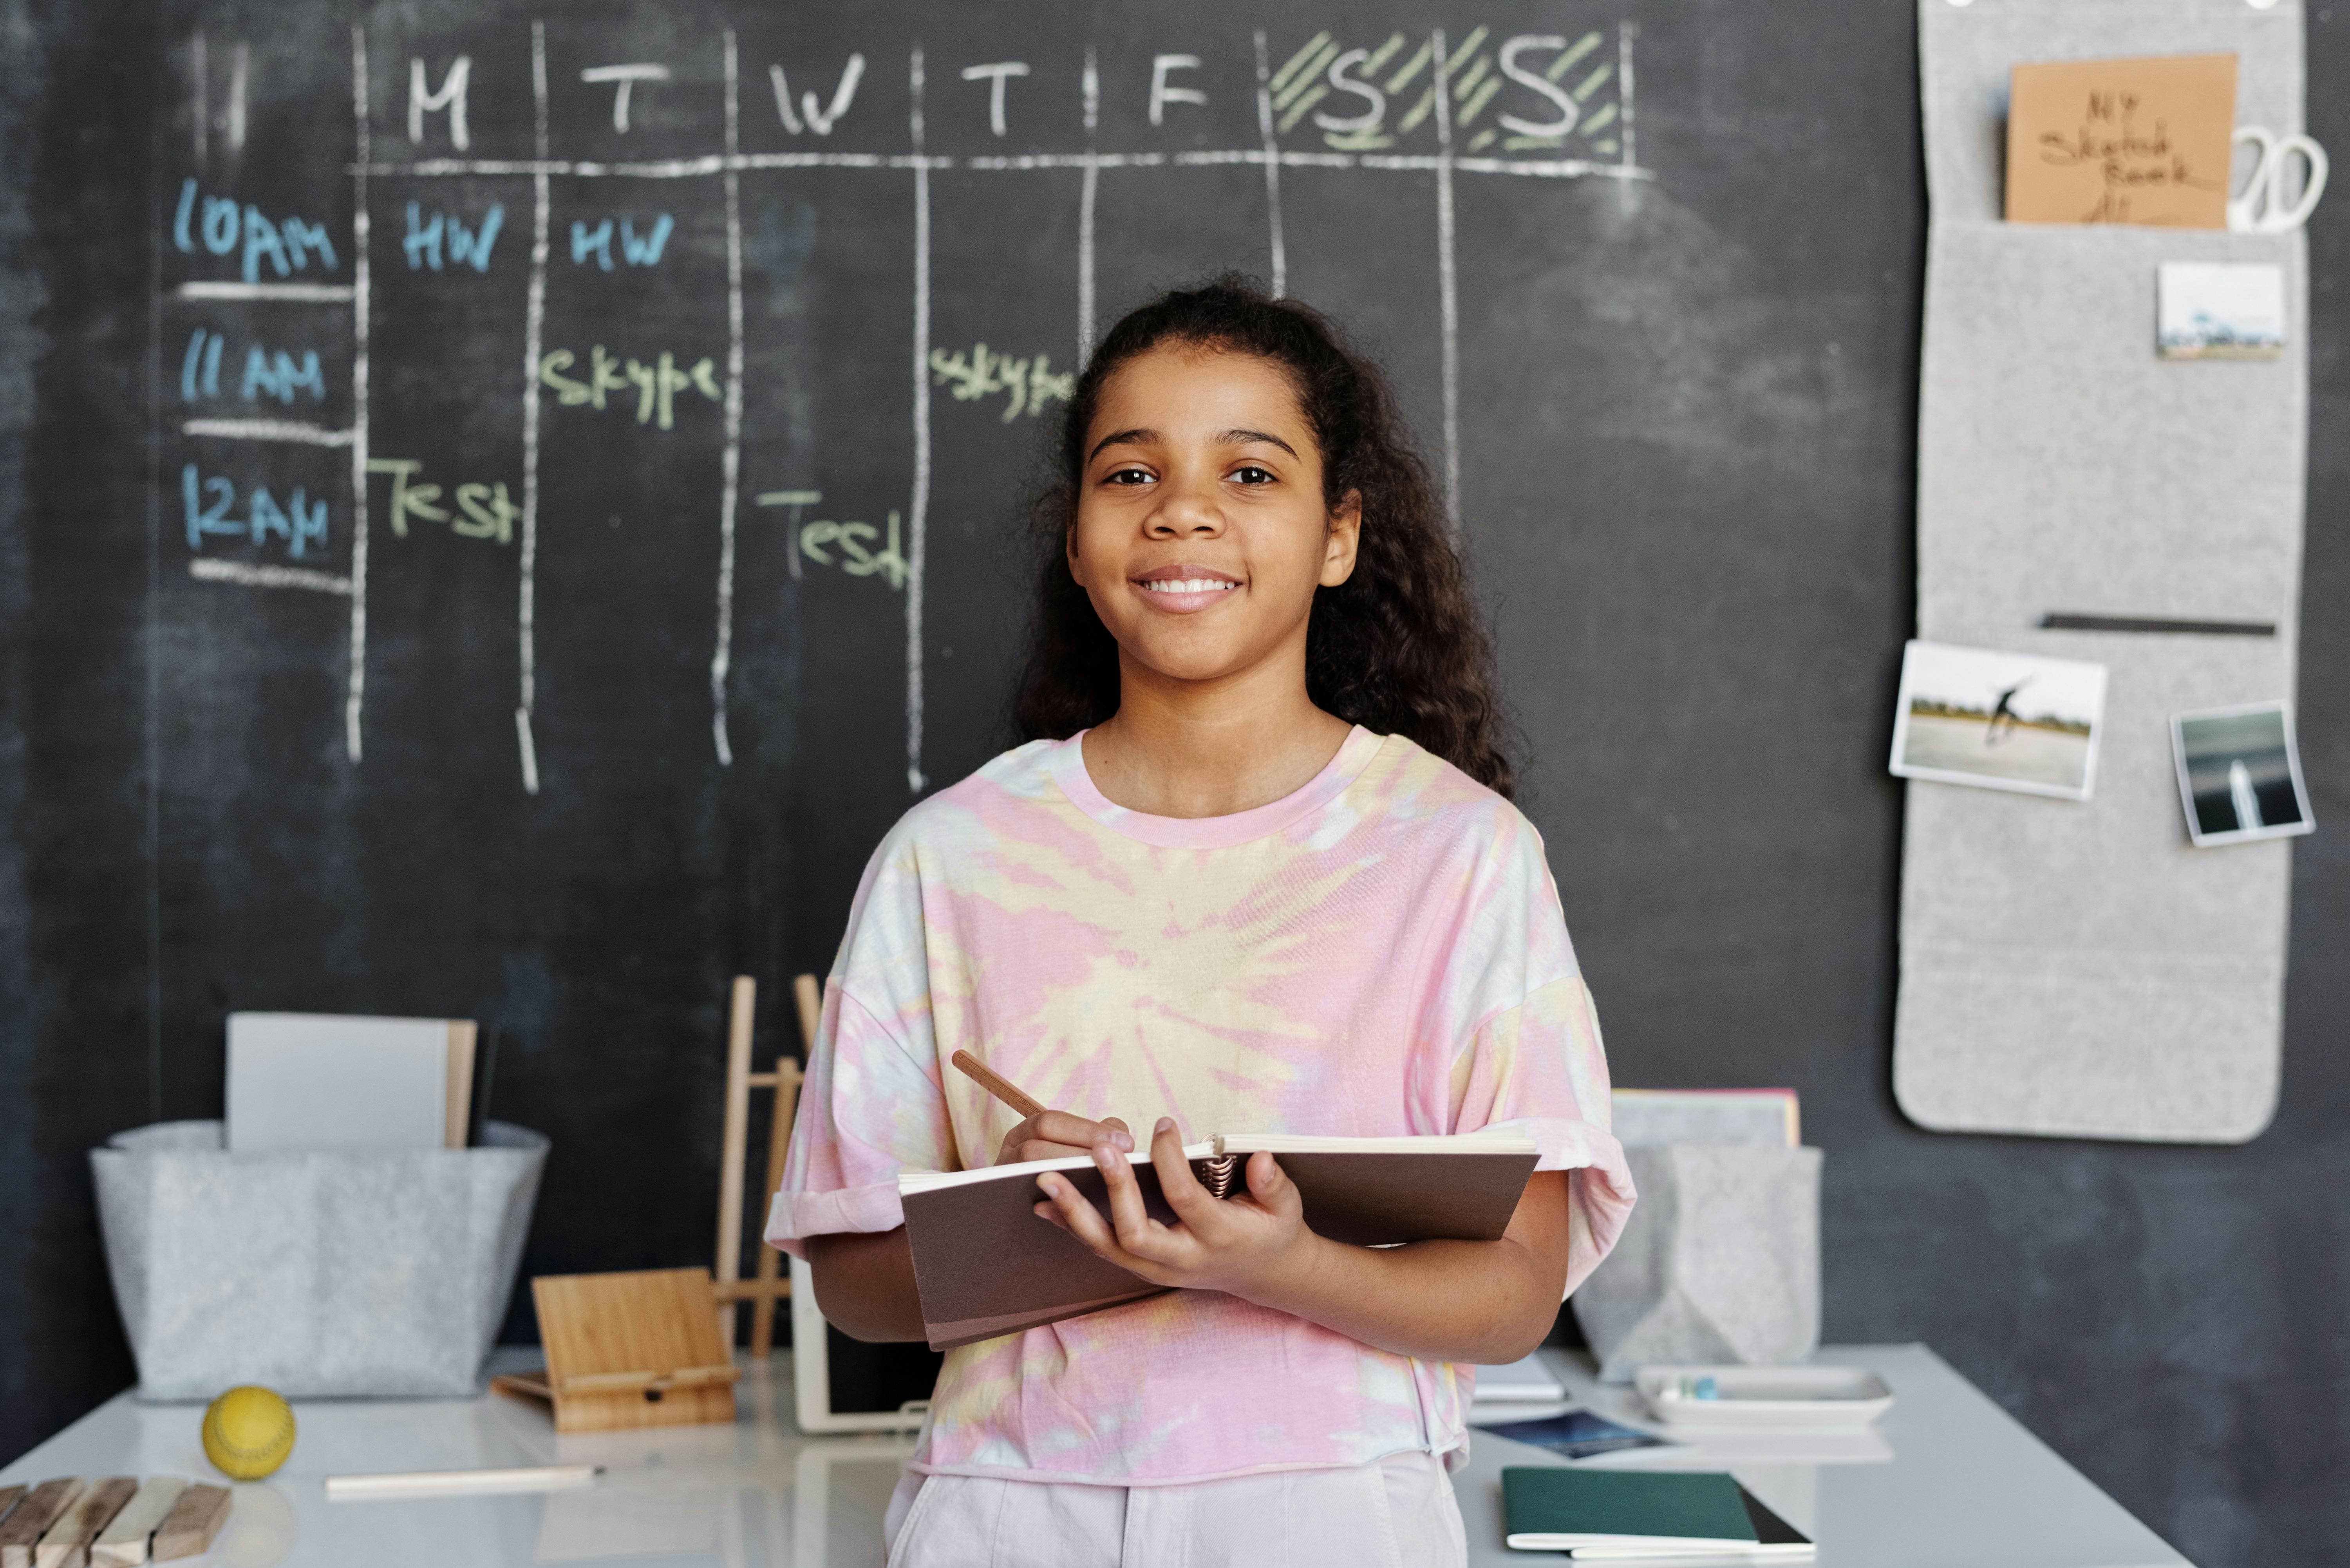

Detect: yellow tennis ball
202,1385,296,1479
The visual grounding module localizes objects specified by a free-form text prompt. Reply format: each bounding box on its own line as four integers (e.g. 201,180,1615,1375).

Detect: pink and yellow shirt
770,727,1635,1485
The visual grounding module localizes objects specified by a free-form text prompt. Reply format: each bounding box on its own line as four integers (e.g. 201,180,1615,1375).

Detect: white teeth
1145,578,1234,593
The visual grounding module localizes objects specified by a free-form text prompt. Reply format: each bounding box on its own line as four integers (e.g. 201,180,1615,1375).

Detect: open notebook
898,1132,1539,1350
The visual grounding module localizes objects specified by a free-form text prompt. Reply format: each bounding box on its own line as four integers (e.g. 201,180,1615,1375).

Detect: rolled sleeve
766,982,952,1259
1450,975,1637,1297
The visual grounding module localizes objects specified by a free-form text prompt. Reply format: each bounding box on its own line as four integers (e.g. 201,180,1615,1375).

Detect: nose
1144,476,1224,539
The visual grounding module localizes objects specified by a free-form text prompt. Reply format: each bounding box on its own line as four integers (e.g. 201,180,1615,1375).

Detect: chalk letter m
410,56,472,150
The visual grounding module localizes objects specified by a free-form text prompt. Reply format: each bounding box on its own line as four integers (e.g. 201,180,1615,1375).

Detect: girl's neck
1080,655,1353,820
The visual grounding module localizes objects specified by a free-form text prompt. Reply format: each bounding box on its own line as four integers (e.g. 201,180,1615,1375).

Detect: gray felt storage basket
1571,1143,1822,1382
91,1120,546,1400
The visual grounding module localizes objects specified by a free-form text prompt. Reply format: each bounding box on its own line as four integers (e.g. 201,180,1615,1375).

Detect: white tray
1635,1364,1894,1428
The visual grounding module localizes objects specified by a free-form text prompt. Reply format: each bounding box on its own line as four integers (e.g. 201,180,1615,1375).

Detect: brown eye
1104,466,1153,486
1231,466,1275,485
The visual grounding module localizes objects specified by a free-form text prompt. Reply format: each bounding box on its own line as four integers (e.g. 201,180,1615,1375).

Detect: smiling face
1067,343,1361,696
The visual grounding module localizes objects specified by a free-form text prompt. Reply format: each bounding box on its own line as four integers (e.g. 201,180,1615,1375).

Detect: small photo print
2157,261,2286,360
2171,701,2315,847
1889,641,2108,800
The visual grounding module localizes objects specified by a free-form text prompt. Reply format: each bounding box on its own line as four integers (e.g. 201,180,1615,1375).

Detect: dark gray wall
0,4,2342,1566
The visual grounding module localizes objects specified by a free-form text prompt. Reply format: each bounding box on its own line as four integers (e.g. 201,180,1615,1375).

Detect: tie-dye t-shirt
770,726,1635,1486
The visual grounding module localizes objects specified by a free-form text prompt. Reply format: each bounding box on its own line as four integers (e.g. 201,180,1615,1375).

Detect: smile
1131,569,1241,616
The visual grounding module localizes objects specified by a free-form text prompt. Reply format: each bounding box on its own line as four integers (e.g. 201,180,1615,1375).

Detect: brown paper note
2006,53,2237,228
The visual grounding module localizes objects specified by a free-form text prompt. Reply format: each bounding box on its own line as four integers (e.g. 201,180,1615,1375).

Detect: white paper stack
226,1013,476,1154
1471,1349,1568,1412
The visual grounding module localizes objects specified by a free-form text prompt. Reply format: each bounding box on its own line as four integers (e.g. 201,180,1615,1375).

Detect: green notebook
1501,1467,1812,1556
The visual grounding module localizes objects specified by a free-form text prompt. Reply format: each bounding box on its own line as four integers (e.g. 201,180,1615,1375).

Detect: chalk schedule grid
159,8,1647,800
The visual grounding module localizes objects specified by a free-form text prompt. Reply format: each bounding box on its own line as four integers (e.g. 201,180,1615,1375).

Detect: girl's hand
997,1109,1134,1167
1034,1117,1325,1304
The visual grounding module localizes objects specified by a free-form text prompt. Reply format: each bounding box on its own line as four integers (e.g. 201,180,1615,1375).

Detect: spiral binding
1197,1153,1242,1199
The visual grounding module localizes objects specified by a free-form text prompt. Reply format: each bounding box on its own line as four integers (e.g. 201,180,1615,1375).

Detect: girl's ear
1065,522,1085,583
1321,490,1363,587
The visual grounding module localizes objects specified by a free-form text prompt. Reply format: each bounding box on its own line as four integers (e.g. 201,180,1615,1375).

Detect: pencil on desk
324,1465,602,1501
950,1050,1046,1120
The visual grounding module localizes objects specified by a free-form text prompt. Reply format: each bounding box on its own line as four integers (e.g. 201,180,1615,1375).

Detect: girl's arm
804,1228,926,1342
807,1107,1139,1343
1038,1118,1573,1364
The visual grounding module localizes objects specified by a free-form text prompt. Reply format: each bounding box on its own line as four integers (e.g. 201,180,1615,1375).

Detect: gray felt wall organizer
1899,0,2308,1143
92,1120,546,1400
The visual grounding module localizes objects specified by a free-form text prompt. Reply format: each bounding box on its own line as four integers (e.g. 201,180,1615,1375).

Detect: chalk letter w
410,56,472,150
770,55,866,136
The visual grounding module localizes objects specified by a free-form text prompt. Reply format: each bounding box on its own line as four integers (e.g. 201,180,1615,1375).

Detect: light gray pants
883,1451,1467,1568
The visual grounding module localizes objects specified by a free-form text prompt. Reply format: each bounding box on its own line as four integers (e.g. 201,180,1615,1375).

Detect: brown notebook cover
900,1136,1540,1350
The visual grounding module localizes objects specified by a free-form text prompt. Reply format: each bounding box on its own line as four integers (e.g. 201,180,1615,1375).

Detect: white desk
0,1349,916,1568
1458,1345,2193,1568
2,1345,2189,1568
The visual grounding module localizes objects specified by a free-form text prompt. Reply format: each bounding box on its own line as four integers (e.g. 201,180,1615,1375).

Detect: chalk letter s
1314,49,1385,135
1495,36,1580,139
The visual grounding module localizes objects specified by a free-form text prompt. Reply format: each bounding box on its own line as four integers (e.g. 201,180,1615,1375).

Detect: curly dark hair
1009,274,1520,798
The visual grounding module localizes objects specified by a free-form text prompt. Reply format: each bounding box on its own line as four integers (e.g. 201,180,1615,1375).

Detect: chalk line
147,62,167,1124
182,417,355,446
1365,153,1650,179
351,152,929,177
907,43,930,796
227,42,248,153
1078,48,1097,362
347,24,371,764
190,558,355,594
346,150,1649,181
1432,29,1461,533
192,32,206,163
173,281,358,302
1618,22,1638,212
1253,32,1286,297
517,19,549,797
964,150,1163,171
711,29,746,767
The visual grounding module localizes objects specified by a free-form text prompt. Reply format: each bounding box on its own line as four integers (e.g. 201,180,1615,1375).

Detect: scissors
2229,126,2328,233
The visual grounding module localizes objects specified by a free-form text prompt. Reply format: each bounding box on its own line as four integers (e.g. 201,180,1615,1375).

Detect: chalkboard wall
1,2,2343,1563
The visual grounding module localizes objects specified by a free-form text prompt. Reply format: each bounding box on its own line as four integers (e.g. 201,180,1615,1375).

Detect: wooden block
90,1478,187,1568
0,1495,24,1535
147,1487,229,1565
488,1367,554,1404
528,1268,741,1433
544,1382,739,1434
0,1481,83,1568
34,1478,134,1568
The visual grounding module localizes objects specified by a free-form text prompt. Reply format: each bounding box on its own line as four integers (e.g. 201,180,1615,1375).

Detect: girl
771,276,1634,1568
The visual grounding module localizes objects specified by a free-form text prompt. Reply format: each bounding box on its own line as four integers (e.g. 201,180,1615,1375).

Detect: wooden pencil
949,1050,1046,1120
324,1465,601,1500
